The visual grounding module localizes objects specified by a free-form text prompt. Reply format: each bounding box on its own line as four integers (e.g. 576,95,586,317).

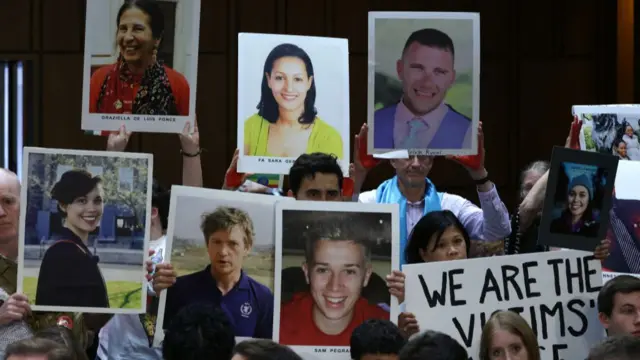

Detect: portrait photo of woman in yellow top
243,43,344,159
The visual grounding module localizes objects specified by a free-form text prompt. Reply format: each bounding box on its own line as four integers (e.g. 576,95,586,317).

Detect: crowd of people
0,117,639,360
1,0,639,358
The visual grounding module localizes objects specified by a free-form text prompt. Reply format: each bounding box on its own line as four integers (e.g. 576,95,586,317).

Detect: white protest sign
602,271,640,283
403,251,605,360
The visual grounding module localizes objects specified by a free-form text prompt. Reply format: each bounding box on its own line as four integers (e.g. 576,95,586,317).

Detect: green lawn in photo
582,126,596,150
444,82,473,119
23,276,142,309
172,245,275,292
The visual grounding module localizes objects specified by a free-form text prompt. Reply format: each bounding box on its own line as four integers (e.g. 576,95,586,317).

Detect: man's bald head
0,168,20,189
0,168,20,251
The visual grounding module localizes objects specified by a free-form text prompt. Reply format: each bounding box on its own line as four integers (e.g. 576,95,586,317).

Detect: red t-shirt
279,292,389,346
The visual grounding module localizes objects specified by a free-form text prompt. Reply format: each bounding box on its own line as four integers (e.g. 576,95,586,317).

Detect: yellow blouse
243,114,344,159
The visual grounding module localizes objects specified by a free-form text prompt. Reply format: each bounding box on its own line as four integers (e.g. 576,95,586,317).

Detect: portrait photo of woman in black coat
35,169,110,309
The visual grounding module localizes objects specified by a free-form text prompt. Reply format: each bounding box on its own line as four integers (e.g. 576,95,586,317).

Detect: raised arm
179,120,202,187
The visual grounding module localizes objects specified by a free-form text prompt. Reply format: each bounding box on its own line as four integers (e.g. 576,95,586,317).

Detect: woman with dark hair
387,210,470,338
243,43,343,158
479,311,541,360
35,169,109,308
549,174,600,236
613,139,631,160
404,210,470,264
89,0,190,116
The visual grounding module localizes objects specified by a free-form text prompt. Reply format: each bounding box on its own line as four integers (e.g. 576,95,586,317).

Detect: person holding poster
479,310,541,360
35,169,110,308
354,123,511,268
393,210,470,337
89,0,190,116
278,215,389,346
242,43,343,159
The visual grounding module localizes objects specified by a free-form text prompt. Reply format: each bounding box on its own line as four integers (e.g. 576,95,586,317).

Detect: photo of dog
591,114,624,153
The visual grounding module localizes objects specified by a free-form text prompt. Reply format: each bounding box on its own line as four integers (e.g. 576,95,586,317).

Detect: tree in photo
27,153,149,228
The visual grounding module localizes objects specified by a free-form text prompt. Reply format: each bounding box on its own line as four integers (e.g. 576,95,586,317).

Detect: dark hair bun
51,169,102,205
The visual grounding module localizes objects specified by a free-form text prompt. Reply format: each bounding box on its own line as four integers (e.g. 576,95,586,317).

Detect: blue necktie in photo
401,119,429,149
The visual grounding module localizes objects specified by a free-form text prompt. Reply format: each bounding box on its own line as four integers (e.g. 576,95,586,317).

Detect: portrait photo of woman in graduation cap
549,164,608,237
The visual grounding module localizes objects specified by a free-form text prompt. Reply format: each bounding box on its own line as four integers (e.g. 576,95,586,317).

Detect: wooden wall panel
237,0,278,33
287,1,327,36
560,0,598,56
517,59,598,167
518,1,562,58
42,0,85,52
194,54,228,187
198,0,227,53
41,54,104,150
479,60,511,188
0,2,33,52
347,55,367,143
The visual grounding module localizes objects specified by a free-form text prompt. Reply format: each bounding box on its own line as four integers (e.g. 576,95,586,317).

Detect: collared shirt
163,266,273,338
393,100,472,149
279,292,388,346
96,236,166,360
357,184,511,241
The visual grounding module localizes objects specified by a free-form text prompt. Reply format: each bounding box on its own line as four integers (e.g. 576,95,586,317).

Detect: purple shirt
163,267,274,339
373,102,473,150
393,101,472,150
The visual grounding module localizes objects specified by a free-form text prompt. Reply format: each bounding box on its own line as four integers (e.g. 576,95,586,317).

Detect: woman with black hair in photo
549,173,600,237
35,169,109,308
243,43,343,158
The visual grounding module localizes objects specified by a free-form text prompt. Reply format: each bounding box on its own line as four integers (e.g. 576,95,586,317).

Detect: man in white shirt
353,124,511,267
96,181,170,360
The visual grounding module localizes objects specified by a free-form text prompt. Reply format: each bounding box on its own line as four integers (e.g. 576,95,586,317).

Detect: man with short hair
374,28,471,150
350,319,406,360
279,216,388,346
162,303,236,360
597,275,640,337
0,168,20,263
231,339,302,360
159,207,274,338
4,337,74,360
0,169,33,356
399,330,468,360
588,335,640,360
288,152,343,201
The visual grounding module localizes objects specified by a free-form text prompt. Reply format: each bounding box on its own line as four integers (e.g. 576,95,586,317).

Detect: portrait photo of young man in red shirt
277,210,392,347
